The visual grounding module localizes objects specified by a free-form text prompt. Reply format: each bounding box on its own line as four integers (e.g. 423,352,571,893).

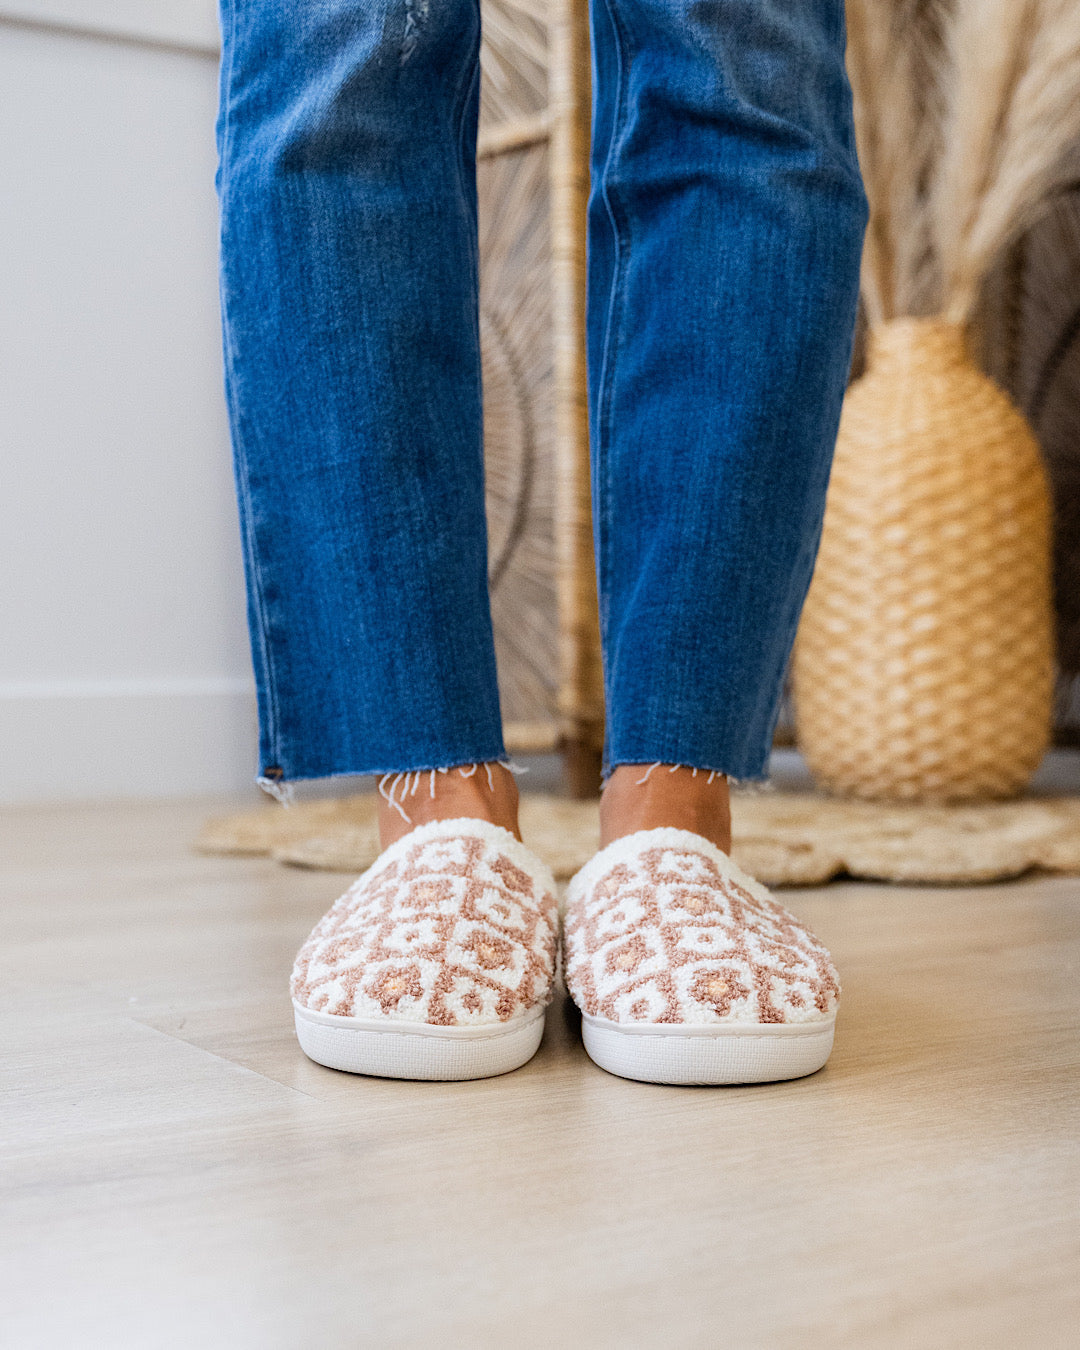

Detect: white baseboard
0,678,259,802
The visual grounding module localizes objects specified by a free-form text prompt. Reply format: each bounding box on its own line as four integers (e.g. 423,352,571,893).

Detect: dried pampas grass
846,0,950,320
848,0,1080,323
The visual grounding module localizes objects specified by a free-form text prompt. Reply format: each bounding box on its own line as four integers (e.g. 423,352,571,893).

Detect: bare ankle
376,762,521,849
599,763,732,853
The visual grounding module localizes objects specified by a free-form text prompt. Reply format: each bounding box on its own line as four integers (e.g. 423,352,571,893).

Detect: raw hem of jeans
600,757,775,791
255,754,519,805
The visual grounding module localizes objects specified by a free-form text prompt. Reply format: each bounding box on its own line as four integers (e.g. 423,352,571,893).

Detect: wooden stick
477,113,553,160
549,0,604,790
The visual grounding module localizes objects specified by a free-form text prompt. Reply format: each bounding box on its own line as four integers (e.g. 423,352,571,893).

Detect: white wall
1,0,218,49
0,3,262,802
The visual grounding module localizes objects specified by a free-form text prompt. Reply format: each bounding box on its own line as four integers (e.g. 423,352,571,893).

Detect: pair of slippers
291,818,839,1085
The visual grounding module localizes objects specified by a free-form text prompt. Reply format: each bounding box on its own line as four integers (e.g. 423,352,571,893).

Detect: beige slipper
291,818,559,1080
564,828,840,1085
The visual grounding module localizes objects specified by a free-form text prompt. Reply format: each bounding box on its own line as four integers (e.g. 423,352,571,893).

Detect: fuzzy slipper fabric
564,828,840,1085
291,818,559,1080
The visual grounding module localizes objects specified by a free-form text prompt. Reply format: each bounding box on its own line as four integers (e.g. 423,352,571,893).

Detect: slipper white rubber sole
294,1001,547,1081
580,1011,836,1086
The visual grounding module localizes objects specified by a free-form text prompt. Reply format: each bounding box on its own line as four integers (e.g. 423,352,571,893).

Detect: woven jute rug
195,790,1080,886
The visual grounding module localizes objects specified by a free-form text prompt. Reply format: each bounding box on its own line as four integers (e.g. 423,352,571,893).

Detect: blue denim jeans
215,0,867,790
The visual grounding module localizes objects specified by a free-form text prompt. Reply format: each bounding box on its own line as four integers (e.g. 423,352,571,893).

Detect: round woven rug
195,790,1080,886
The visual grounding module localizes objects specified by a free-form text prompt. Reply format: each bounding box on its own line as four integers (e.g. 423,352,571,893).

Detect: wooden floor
3,795,1079,1349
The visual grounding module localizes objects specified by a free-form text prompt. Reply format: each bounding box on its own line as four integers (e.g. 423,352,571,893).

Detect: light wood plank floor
3,795,1079,1349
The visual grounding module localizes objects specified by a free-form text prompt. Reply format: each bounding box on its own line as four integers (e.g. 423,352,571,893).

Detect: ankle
376,762,521,849
599,763,732,853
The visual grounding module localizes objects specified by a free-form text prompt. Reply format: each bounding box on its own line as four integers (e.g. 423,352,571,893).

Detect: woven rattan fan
477,0,603,793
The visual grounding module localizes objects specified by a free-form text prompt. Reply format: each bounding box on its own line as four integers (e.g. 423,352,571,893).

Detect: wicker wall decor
977,190,1080,747
476,0,603,793
792,0,1080,803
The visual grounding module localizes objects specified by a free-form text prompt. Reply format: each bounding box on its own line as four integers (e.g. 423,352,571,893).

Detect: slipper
564,828,839,1085
291,818,559,1080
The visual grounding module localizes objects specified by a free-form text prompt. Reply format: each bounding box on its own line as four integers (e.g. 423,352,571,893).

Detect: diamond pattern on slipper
564,828,839,1028
291,818,559,1028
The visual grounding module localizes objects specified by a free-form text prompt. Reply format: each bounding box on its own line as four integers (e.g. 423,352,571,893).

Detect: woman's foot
377,761,521,849
600,763,731,852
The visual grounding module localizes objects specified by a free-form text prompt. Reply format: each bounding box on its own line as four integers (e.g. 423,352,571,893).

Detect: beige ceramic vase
792,317,1055,802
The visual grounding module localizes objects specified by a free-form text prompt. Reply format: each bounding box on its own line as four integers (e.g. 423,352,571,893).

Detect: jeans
215,0,867,790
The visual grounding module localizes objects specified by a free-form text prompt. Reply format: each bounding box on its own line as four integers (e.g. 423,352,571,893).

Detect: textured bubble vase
792,317,1055,802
